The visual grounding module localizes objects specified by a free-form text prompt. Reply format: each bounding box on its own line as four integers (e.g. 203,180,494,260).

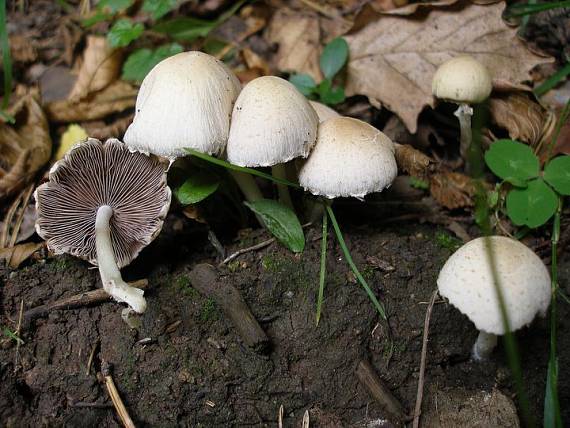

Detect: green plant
0,0,14,123
289,37,349,106
2,326,23,345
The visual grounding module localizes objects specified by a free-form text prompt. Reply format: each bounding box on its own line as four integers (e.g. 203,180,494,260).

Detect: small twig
99,363,136,428
413,288,439,428
1,192,22,248
9,183,34,247
278,404,284,428
302,410,310,428
13,299,24,372
86,340,99,376
23,279,148,323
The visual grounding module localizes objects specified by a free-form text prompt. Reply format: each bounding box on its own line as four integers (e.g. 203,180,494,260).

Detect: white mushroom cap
309,101,340,123
432,56,492,104
124,51,241,159
298,117,397,199
437,236,551,335
226,76,318,167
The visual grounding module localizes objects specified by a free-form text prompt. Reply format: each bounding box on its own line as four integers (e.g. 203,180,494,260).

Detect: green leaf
544,357,562,428
98,0,134,13
175,169,220,205
289,73,316,96
143,0,177,20
153,17,215,41
122,43,183,82
484,139,539,183
544,156,570,195
82,11,112,27
506,178,558,228
244,199,305,252
107,19,144,48
320,37,349,79
320,84,345,105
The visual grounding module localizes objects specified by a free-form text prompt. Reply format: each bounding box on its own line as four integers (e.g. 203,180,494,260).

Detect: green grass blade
506,1,570,18
325,205,387,320
534,62,570,97
316,209,328,326
184,148,301,188
0,0,12,110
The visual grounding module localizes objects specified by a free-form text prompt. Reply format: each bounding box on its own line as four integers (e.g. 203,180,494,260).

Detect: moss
227,260,241,272
200,298,219,322
175,275,199,298
434,231,462,251
50,256,73,272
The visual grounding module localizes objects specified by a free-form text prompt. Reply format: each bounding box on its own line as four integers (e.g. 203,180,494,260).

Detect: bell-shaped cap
124,51,241,159
298,117,397,199
437,236,551,335
309,101,340,123
432,55,492,104
226,76,318,167
35,138,171,268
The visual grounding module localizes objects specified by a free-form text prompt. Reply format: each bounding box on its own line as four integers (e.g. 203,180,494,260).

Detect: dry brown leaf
242,47,272,76
394,143,435,178
10,35,37,63
0,242,44,269
265,7,323,81
377,0,457,15
82,114,134,140
68,35,123,102
182,205,207,224
46,81,137,123
429,172,476,209
0,96,52,200
345,2,552,133
489,92,548,146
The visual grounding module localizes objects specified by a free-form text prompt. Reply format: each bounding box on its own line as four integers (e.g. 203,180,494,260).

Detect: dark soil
1,207,568,427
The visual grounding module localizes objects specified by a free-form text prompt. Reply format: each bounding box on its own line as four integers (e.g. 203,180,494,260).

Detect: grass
0,0,14,122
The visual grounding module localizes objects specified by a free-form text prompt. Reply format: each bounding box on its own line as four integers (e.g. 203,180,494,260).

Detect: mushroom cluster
438,236,550,360
35,138,171,313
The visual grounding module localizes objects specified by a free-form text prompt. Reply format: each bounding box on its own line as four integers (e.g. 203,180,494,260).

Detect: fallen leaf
394,143,435,178
265,7,323,81
182,205,207,224
376,0,458,15
45,81,137,122
345,2,552,133
68,35,123,102
489,92,548,146
430,172,476,209
9,35,37,63
39,66,77,103
0,242,44,269
82,114,134,140
0,96,52,200
242,47,271,76
55,124,88,160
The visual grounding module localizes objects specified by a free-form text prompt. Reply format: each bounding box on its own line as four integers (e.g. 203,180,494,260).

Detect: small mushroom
298,117,397,199
124,51,241,159
437,236,551,360
35,138,171,313
227,76,319,208
432,56,492,162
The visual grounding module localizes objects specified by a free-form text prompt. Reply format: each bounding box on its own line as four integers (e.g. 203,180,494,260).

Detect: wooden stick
188,264,269,353
23,279,148,323
356,360,407,422
100,363,136,428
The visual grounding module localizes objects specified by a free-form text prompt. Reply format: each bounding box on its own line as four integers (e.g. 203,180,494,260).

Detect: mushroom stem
228,170,265,226
472,330,497,361
272,164,294,209
454,103,473,163
95,205,147,313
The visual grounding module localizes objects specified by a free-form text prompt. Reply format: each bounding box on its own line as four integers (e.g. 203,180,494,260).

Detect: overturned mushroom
35,138,171,313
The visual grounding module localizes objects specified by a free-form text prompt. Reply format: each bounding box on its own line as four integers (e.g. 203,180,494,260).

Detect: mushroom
309,101,340,123
432,55,492,161
227,76,319,208
298,117,397,199
437,236,551,360
35,138,171,313
124,51,241,159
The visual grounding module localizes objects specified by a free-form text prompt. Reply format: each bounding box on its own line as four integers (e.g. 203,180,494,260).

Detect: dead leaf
394,143,435,178
242,47,271,76
82,114,134,140
10,35,37,63
68,35,123,102
265,7,323,81
429,172,476,209
0,242,44,269
345,2,552,133
55,124,88,160
377,0,458,15
0,96,52,200
45,81,137,123
489,92,548,146
182,205,207,224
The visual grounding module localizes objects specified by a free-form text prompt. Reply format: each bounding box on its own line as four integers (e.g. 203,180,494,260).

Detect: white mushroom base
472,331,498,361
95,205,147,313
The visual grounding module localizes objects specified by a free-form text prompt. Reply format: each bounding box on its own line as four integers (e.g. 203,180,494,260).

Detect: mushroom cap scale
432,55,492,104
226,76,319,167
124,51,241,159
298,117,397,199
35,138,171,268
437,236,551,335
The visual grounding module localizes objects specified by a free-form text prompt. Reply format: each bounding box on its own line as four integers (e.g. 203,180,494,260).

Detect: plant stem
228,170,265,226
325,204,386,320
472,331,498,361
0,0,12,110
545,196,562,428
454,103,473,167
316,208,328,325
95,205,147,313
272,164,294,210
